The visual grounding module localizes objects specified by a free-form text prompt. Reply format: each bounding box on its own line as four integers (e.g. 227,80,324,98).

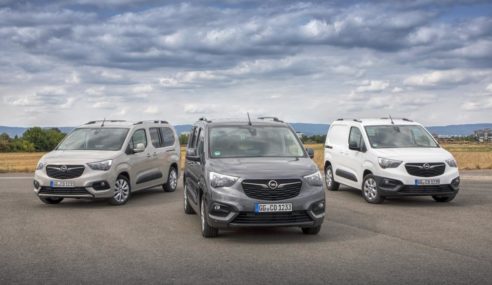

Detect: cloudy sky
1,0,491,126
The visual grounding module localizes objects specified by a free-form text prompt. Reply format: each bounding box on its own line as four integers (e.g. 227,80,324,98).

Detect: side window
197,132,205,158
149,128,162,148
129,129,147,150
348,127,364,149
188,127,200,149
160,127,175,147
187,127,195,148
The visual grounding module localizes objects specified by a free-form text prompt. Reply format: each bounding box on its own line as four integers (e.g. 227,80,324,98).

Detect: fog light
451,177,460,188
210,203,232,217
92,180,110,191
33,180,40,189
311,200,325,215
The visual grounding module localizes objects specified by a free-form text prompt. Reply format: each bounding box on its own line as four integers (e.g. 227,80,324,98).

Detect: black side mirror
306,147,314,159
186,148,200,162
349,141,361,151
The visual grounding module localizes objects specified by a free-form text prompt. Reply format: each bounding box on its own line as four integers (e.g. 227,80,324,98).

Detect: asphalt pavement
1,171,491,284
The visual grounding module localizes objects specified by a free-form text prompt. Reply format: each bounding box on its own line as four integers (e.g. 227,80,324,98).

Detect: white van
323,118,460,204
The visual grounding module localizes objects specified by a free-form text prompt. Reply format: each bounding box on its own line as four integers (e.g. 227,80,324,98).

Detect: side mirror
306,147,314,159
186,148,200,162
133,143,145,153
349,141,361,151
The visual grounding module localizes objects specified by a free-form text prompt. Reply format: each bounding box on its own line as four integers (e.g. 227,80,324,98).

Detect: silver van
33,120,180,205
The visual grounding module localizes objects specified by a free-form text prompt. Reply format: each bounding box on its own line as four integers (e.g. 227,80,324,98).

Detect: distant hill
1,123,491,137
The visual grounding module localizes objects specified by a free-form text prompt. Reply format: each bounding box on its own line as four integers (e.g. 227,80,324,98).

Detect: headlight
446,159,457,168
378,157,402,169
209,172,238,188
36,162,45,170
87,159,112,171
303,171,323,186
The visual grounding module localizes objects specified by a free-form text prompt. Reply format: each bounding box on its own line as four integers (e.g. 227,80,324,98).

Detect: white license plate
50,180,75,188
415,179,440,186
255,203,292,213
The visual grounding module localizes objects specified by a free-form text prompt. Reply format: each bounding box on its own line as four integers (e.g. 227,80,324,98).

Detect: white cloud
355,80,389,93
143,106,159,114
403,70,489,87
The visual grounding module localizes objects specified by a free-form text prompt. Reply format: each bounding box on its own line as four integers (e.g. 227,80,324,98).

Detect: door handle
325,145,333,149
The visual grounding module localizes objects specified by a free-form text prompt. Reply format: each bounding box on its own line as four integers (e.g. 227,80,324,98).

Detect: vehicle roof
332,118,422,127
76,120,173,129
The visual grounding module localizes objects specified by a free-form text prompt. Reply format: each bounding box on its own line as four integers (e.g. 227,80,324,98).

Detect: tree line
0,128,66,152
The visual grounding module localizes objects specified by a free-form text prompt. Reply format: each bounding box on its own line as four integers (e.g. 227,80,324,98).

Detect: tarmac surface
1,171,491,284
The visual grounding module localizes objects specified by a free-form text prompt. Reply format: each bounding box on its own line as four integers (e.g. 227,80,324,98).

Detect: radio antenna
247,112,252,126
389,115,394,125
101,118,106,127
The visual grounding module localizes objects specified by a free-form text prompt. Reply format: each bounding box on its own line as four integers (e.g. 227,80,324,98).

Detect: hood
208,157,318,179
372,147,454,162
40,150,119,164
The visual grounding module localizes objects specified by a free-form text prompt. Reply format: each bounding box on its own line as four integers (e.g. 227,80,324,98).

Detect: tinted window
197,132,205,158
57,128,129,151
150,128,161,148
349,127,364,149
129,129,147,150
160,127,175,147
189,127,200,149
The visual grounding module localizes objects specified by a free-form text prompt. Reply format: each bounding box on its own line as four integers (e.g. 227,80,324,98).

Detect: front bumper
204,184,325,229
374,175,460,197
33,169,116,199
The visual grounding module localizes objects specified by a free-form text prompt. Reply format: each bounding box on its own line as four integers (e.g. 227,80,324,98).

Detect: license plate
255,203,292,213
415,179,440,186
50,180,75,188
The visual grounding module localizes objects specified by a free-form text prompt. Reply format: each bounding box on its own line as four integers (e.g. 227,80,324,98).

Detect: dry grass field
1,144,491,173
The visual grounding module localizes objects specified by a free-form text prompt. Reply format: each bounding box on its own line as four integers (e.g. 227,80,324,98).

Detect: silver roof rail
85,120,126,125
257,116,284,123
336,118,362,123
134,120,169,125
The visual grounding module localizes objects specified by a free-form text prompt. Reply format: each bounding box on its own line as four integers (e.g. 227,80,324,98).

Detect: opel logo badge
268,180,278,190
423,163,430,169
60,165,68,172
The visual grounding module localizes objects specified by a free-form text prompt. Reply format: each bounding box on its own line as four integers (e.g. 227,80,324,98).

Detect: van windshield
57,128,129,151
365,125,438,148
209,126,305,158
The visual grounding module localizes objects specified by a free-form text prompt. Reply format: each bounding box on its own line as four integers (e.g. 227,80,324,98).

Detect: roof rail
85,120,126,125
197,117,212,123
134,120,169,125
257,116,284,123
380,117,413,122
336,118,362,123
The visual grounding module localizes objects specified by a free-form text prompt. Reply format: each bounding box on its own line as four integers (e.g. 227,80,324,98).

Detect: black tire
184,184,195,215
39,197,64,204
200,198,218,238
362,174,385,204
302,225,321,235
108,175,131,206
325,165,340,191
432,195,456,203
163,167,178,192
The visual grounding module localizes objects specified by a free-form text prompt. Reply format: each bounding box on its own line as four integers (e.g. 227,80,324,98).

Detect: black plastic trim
136,171,163,184
335,169,358,182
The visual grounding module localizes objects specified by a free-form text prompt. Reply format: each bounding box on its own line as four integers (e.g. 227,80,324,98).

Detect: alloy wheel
114,178,130,203
364,178,378,200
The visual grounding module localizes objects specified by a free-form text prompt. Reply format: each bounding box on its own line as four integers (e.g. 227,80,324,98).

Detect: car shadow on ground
33,186,178,209
333,185,474,207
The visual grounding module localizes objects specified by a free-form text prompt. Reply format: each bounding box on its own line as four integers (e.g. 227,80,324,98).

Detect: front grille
232,211,312,225
46,165,85,179
241,179,302,201
39,187,91,195
399,185,454,194
405,163,445,177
